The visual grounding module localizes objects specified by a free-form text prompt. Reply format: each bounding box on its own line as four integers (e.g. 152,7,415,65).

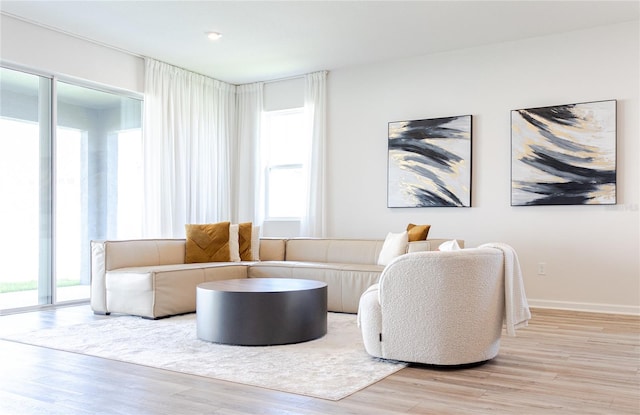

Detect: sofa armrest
102,239,186,270
90,239,186,315
90,241,108,314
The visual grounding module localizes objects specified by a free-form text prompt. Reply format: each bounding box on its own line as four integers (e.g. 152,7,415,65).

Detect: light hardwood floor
0,305,638,414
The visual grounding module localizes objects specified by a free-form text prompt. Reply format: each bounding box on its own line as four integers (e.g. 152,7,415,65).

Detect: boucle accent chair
357,245,530,366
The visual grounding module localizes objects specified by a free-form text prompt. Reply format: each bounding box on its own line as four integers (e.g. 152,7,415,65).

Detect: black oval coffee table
196,278,328,346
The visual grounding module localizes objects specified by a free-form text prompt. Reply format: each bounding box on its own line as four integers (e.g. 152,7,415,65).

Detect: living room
0,1,638,414
2,1,638,316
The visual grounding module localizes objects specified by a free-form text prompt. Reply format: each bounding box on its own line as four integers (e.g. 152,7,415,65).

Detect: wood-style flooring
0,305,638,414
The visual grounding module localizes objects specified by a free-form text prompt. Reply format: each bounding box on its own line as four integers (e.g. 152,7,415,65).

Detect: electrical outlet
537,262,546,276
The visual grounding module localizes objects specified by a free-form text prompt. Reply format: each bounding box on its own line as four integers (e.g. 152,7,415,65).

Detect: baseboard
528,299,640,316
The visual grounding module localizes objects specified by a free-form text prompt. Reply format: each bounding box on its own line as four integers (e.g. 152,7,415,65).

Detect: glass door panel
54,126,85,302
55,81,142,303
0,68,52,310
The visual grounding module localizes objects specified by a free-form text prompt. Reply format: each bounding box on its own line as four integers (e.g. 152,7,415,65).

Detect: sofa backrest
258,238,286,261
98,238,289,271
97,238,463,270
285,238,385,265
284,238,464,265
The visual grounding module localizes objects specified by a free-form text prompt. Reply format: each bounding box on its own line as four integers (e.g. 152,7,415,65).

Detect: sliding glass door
0,67,143,311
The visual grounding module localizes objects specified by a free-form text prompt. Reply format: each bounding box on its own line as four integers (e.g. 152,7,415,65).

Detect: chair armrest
357,283,383,357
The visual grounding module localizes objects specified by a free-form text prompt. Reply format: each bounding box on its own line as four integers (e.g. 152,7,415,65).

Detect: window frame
261,107,306,221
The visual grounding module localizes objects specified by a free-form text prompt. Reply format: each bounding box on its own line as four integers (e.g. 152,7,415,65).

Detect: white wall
264,77,304,111
327,21,639,314
1,14,143,93
3,14,638,313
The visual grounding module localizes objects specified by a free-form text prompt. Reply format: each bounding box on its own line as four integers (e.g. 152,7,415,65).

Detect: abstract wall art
388,115,472,208
511,100,616,206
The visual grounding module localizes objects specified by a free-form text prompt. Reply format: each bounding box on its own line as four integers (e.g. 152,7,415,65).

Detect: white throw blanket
480,243,531,336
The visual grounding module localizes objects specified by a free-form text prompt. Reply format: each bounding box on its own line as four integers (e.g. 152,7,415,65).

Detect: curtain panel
300,71,328,237
233,82,264,225
142,58,236,238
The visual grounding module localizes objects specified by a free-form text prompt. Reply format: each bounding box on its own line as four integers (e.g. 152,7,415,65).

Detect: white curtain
300,71,328,237
233,82,264,226
142,58,236,238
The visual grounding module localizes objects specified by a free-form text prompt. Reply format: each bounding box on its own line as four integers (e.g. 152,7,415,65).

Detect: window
0,66,143,311
262,108,306,219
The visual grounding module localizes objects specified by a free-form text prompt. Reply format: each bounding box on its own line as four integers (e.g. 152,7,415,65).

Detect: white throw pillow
439,239,461,251
229,224,241,262
377,231,408,266
230,224,260,261
251,225,261,261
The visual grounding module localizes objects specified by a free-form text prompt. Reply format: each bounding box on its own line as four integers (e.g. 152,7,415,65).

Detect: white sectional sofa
91,237,462,319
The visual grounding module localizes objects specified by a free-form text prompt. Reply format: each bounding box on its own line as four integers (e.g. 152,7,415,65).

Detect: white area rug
3,312,405,401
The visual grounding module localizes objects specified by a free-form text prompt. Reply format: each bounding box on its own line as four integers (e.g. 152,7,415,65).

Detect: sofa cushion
185,222,231,263
105,262,249,318
111,262,248,274
248,261,383,313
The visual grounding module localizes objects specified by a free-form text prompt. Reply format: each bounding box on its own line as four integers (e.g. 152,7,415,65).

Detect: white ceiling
1,1,639,85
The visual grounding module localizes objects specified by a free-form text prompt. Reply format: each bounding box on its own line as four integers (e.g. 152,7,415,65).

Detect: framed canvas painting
388,115,472,208
511,100,616,206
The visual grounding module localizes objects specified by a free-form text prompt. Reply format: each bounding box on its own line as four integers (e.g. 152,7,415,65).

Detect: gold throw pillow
185,222,231,263
238,222,253,261
406,223,431,242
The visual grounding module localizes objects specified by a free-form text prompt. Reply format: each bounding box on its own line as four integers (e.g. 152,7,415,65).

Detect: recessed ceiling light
206,32,222,41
